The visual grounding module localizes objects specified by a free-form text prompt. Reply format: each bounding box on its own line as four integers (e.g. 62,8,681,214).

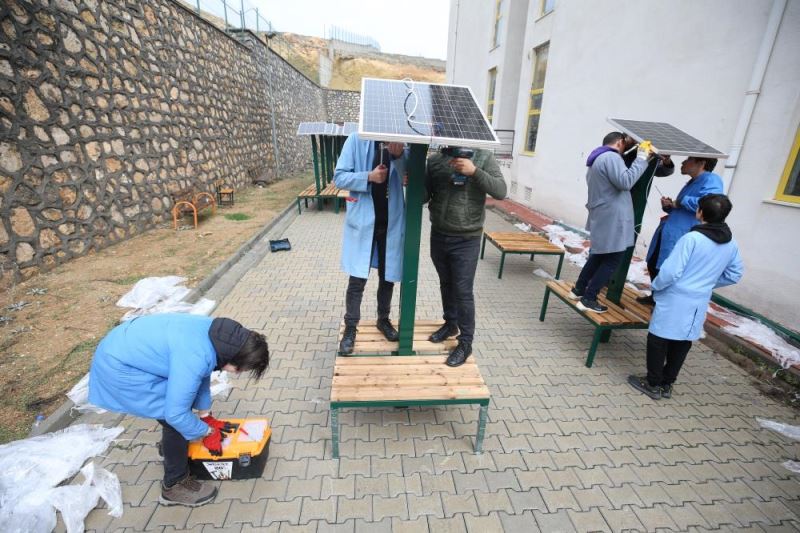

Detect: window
524,186,532,202
541,0,555,16
491,0,503,48
774,126,800,203
524,43,549,154
510,180,518,196
486,68,498,124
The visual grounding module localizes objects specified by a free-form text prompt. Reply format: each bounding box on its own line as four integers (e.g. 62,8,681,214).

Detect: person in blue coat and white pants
334,132,407,354
629,194,743,400
638,157,724,305
89,314,269,506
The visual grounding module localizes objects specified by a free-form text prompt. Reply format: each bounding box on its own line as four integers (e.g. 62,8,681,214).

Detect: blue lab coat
650,232,743,341
89,314,216,441
647,171,724,269
334,133,407,281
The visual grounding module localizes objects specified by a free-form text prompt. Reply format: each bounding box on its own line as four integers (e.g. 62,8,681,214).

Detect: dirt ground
0,175,312,443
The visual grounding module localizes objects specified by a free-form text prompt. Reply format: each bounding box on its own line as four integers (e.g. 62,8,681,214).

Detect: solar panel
296,122,327,136
324,123,338,136
359,78,499,149
342,122,358,136
608,119,728,159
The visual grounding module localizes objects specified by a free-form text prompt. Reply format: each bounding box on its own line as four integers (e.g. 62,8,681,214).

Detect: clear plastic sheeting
66,373,106,414
532,268,553,280
210,370,230,398
513,222,532,232
757,417,800,441
543,224,586,251
783,460,800,474
0,424,124,533
116,276,216,321
708,306,800,369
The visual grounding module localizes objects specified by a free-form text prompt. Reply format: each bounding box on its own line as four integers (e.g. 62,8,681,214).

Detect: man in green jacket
425,147,507,367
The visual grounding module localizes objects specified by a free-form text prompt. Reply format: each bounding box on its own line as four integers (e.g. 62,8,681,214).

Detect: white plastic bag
757,417,800,441
81,462,123,518
66,373,107,414
210,370,230,397
783,460,800,474
116,276,216,321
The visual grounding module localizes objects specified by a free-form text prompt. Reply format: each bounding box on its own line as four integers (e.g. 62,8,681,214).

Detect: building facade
446,0,800,331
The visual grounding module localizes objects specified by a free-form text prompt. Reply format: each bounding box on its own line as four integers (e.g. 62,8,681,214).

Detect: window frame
522,42,549,156
486,67,498,125
491,0,503,49
774,125,800,204
540,0,555,17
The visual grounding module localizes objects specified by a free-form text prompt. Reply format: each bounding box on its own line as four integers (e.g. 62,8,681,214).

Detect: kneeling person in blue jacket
628,194,743,400
89,314,269,507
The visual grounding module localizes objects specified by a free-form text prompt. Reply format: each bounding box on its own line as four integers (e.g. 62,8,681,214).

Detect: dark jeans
647,229,663,281
575,250,625,301
646,333,692,386
344,227,393,326
158,420,189,487
430,231,481,345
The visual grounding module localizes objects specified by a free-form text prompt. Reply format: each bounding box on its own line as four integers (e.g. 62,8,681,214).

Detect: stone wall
326,90,360,124
0,0,359,284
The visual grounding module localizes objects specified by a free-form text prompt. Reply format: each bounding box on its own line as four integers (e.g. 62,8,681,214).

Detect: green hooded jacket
424,148,507,237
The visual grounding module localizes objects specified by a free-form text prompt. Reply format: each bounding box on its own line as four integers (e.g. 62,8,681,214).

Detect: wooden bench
330,355,491,459
296,183,346,214
171,187,216,229
481,231,566,279
337,320,457,356
214,179,235,207
539,280,652,367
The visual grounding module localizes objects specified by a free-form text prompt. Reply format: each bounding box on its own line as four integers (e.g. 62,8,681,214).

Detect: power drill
440,146,475,186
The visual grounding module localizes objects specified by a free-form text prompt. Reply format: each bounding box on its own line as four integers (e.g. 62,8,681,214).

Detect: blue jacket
647,171,723,269
650,232,743,341
334,133,407,281
89,314,216,440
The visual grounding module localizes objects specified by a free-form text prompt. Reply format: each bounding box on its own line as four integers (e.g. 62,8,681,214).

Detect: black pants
647,228,663,281
575,250,625,301
646,333,692,386
430,231,481,345
158,420,189,487
344,227,393,326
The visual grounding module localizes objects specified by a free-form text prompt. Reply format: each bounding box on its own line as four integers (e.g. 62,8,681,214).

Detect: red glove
202,428,224,456
201,414,228,431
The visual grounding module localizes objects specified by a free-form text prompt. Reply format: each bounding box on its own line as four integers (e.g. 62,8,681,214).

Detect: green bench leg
334,198,340,214
331,407,340,459
539,286,551,322
317,196,323,211
480,234,487,259
530,253,535,261
475,404,489,454
297,198,302,215
586,328,606,368
600,330,612,343
498,252,506,279
555,254,564,280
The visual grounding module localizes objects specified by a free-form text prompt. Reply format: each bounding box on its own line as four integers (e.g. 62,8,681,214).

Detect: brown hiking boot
160,474,218,507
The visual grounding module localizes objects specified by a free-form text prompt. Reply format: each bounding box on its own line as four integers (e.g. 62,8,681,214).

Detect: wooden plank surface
338,320,457,355
546,280,651,326
485,231,564,254
332,355,490,402
297,184,317,197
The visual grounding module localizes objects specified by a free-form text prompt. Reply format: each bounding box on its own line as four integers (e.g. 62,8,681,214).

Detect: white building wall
447,0,800,330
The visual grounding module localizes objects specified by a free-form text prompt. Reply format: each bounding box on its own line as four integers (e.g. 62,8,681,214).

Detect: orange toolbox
187,418,272,480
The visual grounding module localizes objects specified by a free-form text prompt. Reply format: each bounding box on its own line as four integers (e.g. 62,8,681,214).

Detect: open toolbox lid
188,418,271,460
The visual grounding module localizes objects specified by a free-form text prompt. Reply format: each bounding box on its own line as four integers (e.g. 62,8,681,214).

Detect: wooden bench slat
335,355,475,366
332,385,490,402
334,367,482,378
333,375,486,386
546,280,650,326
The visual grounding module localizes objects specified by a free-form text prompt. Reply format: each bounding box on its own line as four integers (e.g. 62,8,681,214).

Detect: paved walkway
83,209,800,532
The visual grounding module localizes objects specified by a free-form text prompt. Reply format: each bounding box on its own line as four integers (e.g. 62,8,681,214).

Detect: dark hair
698,194,732,223
603,131,624,146
230,331,269,380
702,158,718,172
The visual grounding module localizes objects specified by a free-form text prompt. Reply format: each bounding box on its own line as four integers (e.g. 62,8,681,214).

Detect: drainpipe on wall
723,0,786,194
449,0,459,83
266,38,281,176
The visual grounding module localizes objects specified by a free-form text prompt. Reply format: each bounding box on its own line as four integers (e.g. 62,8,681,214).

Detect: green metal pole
311,136,321,194
605,158,658,305
327,137,335,183
397,144,427,355
319,135,328,185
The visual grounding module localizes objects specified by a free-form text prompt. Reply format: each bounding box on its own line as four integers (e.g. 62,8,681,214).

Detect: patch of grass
224,213,252,221
112,274,145,285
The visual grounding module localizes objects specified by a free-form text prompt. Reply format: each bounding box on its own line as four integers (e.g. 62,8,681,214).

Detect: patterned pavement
82,208,800,532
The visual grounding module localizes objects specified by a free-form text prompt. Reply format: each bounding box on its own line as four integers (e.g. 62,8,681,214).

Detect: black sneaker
568,287,583,300
636,294,655,306
661,384,673,399
339,325,357,355
627,375,662,400
376,318,399,342
577,297,607,313
429,322,458,343
445,341,472,367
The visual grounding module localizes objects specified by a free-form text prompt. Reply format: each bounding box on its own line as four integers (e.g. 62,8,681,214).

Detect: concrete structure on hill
446,0,800,331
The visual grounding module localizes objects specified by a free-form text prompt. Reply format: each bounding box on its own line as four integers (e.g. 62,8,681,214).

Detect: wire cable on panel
401,77,437,145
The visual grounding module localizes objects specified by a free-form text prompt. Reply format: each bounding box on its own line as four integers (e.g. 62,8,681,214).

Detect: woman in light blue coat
334,132,407,354
629,194,743,400
89,314,269,506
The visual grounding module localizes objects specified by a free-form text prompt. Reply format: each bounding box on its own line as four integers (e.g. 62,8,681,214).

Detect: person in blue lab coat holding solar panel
628,194,743,400
334,133,407,355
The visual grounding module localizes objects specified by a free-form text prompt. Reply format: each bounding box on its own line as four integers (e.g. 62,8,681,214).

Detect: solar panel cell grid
609,119,727,158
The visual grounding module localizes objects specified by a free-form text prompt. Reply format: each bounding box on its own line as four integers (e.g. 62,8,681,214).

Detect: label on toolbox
203,461,233,480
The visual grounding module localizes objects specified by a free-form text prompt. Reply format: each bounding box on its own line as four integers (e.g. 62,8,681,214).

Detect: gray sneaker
627,375,662,400
160,475,218,507
661,384,673,399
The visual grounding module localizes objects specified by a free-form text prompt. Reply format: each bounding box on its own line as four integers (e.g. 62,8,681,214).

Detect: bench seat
481,231,566,279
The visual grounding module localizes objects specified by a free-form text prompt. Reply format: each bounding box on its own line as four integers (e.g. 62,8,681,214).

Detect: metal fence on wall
189,0,273,34
326,25,380,51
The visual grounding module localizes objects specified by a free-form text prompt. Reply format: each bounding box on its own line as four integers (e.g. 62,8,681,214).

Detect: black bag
269,238,291,252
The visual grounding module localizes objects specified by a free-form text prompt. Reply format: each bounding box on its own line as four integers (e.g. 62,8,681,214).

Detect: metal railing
326,25,380,51
190,0,273,34
494,129,515,159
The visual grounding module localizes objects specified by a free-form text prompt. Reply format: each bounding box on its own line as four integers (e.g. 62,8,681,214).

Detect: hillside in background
177,1,445,90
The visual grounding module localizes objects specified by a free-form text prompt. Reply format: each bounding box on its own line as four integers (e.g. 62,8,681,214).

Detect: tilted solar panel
608,119,727,159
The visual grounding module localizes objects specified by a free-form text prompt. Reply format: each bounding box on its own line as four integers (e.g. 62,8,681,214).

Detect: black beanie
208,317,251,369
